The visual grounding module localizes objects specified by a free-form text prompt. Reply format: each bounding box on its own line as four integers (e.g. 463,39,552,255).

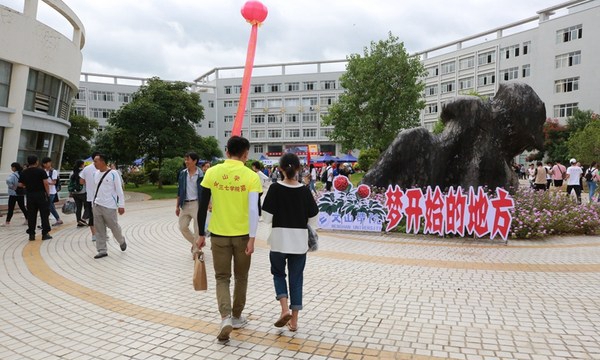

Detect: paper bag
193,251,208,291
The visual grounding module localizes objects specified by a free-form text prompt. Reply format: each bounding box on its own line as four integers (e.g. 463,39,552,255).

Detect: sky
4,0,567,81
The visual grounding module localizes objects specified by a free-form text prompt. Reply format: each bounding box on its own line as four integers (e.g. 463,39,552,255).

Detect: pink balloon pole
232,1,268,137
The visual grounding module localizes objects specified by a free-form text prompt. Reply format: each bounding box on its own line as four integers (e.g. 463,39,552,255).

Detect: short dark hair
27,155,38,165
95,153,108,164
11,162,22,172
279,153,300,180
185,152,199,161
90,151,101,159
226,136,250,157
252,161,261,170
41,157,52,165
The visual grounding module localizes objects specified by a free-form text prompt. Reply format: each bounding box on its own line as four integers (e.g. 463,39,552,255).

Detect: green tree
192,135,223,161
61,113,98,169
567,109,596,134
543,118,570,163
94,125,138,166
109,77,204,188
322,32,425,153
357,148,380,172
567,112,600,164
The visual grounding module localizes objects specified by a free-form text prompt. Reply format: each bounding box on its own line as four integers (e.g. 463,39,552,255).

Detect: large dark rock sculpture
362,83,546,191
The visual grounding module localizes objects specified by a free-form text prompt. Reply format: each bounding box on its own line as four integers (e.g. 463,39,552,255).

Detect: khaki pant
211,235,251,318
178,200,199,252
94,204,125,255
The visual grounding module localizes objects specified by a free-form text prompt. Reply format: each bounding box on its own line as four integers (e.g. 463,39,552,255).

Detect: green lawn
124,184,178,200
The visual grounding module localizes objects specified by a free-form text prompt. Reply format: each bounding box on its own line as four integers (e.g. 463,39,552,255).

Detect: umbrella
258,154,269,161
336,154,358,163
316,154,338,163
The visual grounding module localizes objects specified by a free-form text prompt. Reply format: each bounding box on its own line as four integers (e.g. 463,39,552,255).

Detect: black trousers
6,195,28,222
566,185,582,204
72,193,87,222
26,192,51,236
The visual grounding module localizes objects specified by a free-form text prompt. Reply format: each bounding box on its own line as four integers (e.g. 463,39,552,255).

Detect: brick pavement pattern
1,193,600,360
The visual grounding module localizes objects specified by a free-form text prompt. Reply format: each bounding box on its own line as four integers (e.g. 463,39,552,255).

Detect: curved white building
0,0,85,176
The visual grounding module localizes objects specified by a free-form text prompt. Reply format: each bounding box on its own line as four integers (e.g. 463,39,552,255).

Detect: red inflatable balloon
241,1,268,25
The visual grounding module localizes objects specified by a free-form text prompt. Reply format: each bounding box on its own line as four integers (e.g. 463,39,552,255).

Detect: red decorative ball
241,1,268,24
333,176,350,192
356,184,371,199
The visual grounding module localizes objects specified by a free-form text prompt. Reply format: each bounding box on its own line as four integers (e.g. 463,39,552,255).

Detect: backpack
320,167,329,183
585,168,594,181
68,173,83,193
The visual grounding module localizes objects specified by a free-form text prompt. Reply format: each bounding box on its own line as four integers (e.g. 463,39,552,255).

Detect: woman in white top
261,153,319,332
308,164,317,197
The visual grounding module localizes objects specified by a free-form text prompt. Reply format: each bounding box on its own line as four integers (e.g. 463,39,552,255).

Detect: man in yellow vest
196,136,261,341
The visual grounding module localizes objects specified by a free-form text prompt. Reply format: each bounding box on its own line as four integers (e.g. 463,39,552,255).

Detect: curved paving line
22,239,453,360
321,231,600,250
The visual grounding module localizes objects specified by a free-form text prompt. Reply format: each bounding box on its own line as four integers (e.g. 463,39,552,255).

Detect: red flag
306,150,311,165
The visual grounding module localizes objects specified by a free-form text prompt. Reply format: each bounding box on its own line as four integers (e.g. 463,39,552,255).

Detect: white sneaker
232,316,247,329
217,316,233,341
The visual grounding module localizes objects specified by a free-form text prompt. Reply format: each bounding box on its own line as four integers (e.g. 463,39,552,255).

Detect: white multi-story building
76,0,599,162
0,0,85,177
417,0,600,131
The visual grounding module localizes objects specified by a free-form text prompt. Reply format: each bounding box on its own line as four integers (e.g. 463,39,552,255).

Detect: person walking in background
584,161,598,202
533,161,548,191
80,151,100,241
308,164,317,197
196,136,262,342
69,160,88,227
252,161,270,217
551,160,567,188
566,158,583,204
261,153,319,332
92,154,126,259
2,162,28,227
176,152,203,257
41,157,63,226
19,155,52,241
325,161,334,191
545,162,553,189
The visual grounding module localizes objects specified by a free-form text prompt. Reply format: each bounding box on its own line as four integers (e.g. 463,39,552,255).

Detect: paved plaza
1,193,600,360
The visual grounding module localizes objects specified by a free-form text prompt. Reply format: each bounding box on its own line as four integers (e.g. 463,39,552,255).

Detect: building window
253,144,264,153
224,100,235,108
458,57,474,70
268,129,282,138
251,130,265,140
425,85,438,96
208,100,215,108
251,114,265,124
233,85,242,94
500,67,519,81
425,103,438,114
285,98,299,107
477,73,495,86
252,84,264,93
224,86,232,94
250,99,265,109
426,66,439,78
90,90,114,102
523,41,530,55
269,83,280,92
501,45,520,59
89,108,114,119
303,81,316,91
556,24,582,43
0,60,11,107
522,64,531,78
268,114,282,123
118,93,132,103
74,107,86,116
286,82,299,92
459,77,474,91
320,96,336,106
224,115,234,123
555,51,581,68
477,51,495,65
441,81,454,94
208,121,214,128
286,114,299,123
224,130,232,137
267,98,282,108
321,80,336,90
286,129,300,138
441,61,455,75
555,77,579,93
321,128,334,138
303,128,317,138
302,97,318,106
75,88,86,101
554,103,578,118
302,113,317,122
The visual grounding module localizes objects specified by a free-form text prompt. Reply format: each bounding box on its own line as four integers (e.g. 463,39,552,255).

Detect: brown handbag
193,251,208,291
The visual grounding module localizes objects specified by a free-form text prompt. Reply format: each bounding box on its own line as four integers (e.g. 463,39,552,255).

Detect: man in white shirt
176,152,203,256
80,151,100,241
566,158,583,204
92,154,126,259
41,157,63,226
325,161,334,191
